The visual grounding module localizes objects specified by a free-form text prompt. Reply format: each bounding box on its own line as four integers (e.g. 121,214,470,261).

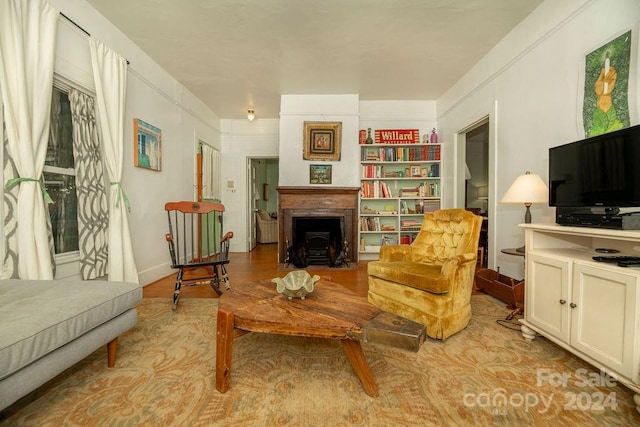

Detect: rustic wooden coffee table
215,278,381,397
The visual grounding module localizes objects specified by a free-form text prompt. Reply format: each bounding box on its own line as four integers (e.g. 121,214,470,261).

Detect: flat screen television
549,124,640,209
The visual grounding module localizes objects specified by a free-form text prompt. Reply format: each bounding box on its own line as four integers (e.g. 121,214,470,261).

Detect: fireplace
277,187,359,265
290,217,344,266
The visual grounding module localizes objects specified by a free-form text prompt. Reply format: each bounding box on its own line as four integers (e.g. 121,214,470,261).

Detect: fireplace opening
288,217,346,267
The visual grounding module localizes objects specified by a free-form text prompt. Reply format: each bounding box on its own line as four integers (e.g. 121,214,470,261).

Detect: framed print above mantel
303,121,342,161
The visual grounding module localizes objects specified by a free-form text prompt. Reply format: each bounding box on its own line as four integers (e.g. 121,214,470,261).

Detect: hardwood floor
143,243,371,298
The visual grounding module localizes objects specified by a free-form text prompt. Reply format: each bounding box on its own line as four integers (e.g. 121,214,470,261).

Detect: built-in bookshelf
359,141,441,256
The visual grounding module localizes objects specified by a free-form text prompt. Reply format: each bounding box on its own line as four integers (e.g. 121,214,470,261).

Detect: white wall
44,0,223,285
437,0,640,278
279,95,361,188
221,119,279,252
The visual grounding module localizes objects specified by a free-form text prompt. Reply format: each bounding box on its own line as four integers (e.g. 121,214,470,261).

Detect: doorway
462,120,489,268
248,157,279,251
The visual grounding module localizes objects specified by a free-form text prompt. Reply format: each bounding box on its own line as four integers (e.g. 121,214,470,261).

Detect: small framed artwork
134,118,162,171
303,121,342,161
420,167,429,177
410,165,422,177
309,164,332,184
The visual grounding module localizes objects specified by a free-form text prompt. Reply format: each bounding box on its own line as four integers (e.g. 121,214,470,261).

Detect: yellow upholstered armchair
367,209,482,340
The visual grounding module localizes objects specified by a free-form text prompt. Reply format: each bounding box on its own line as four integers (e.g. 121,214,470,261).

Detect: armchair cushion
368,261,449,294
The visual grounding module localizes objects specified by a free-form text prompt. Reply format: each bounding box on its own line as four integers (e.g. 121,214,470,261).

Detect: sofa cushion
0,279,141,381
367,261,450,294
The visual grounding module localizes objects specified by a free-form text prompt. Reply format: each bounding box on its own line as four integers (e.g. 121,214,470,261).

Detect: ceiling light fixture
247,109,255,122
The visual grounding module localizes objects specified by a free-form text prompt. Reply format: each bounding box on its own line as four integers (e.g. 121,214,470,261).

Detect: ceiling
85,0,543,120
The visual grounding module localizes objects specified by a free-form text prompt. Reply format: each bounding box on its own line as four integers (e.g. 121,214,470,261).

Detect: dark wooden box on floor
364,312,426,352
474,268,524,309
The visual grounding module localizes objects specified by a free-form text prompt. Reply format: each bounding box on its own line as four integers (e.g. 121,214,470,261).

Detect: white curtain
89,37,139,284
0,0,58,279
201,142,221,201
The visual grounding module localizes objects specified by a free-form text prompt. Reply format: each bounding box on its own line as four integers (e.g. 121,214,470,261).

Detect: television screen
549,124,640,208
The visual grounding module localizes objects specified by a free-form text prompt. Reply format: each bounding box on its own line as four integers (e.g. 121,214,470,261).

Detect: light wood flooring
143,243,370,298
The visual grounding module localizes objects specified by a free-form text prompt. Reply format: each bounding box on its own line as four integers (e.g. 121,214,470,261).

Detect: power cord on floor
495,317,545,338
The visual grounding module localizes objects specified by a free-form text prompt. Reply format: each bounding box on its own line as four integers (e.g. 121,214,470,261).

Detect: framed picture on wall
309,164,332,184
303,121,342,161
134,118,162,171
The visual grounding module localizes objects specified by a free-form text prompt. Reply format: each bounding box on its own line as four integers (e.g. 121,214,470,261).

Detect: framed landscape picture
309,164,332,184
134,118,162,171
303,121,342,161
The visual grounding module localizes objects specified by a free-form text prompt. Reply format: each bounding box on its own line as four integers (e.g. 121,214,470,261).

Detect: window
44,87,78,254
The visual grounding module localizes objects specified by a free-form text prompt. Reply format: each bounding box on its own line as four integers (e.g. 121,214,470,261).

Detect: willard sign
374,129,420,144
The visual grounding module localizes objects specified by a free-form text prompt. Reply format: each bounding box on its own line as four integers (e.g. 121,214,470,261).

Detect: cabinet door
526,253,571,342
571,264,638,377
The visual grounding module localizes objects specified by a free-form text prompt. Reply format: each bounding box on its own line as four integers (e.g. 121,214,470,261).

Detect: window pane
44,172,79,253
46,89,74,168
45,88,78,254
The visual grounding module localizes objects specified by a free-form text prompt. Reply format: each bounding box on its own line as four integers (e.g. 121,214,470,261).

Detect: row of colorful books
361,145,441,162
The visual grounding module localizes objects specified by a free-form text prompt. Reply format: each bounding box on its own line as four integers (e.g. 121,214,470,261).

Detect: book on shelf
361,180,393,198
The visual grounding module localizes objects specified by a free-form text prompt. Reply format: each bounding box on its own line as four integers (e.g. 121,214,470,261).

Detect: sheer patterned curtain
201,142,221,201
69,89,109,279
0,0,58,279
89,37,139,284
1,120,18,278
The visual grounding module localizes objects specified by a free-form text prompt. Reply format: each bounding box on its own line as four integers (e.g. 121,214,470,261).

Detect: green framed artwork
134,118,162,171
582,30,632,137
309,164,332,184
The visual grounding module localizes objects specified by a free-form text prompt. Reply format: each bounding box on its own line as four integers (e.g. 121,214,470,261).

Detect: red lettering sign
374,129,419,144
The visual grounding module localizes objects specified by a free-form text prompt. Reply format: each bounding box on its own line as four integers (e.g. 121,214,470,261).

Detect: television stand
520,223,640,412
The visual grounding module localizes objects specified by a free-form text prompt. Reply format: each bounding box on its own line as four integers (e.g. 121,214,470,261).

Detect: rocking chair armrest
221,231,234,243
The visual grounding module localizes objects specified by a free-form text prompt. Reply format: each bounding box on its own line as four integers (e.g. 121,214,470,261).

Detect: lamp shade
500,171,548,204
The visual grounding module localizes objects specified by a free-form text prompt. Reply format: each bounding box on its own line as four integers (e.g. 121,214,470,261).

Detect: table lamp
500,171,549,252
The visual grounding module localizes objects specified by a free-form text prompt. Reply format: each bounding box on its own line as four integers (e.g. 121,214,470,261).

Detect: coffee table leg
341,339,379,397
216,307,234,393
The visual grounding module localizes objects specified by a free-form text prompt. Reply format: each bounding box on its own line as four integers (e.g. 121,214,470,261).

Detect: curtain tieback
110,182,131,212
4,177,54,204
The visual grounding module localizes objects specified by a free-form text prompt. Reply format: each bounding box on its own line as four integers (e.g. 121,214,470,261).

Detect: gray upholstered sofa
0,279,142,411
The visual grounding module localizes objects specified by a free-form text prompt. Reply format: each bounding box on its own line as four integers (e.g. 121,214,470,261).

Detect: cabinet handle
570,303,577,308
559,299,566,304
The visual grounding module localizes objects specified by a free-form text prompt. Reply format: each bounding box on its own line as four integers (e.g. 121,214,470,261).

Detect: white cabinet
359,142,441,257
521,224,640,404
526,253,571,342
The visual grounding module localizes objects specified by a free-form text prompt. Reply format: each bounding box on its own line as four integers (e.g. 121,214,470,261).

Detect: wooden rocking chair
165,201,233,310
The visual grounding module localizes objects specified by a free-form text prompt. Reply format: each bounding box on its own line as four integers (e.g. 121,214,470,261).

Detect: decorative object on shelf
430,128,438,144
272,270,320,299
500,171,549,253
374,129,419,144
247,109,256,122
409,165,422,177
309,164,332,184
303,121,342,161
359,129,367,144
133,118,162,171
366,128,374,144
